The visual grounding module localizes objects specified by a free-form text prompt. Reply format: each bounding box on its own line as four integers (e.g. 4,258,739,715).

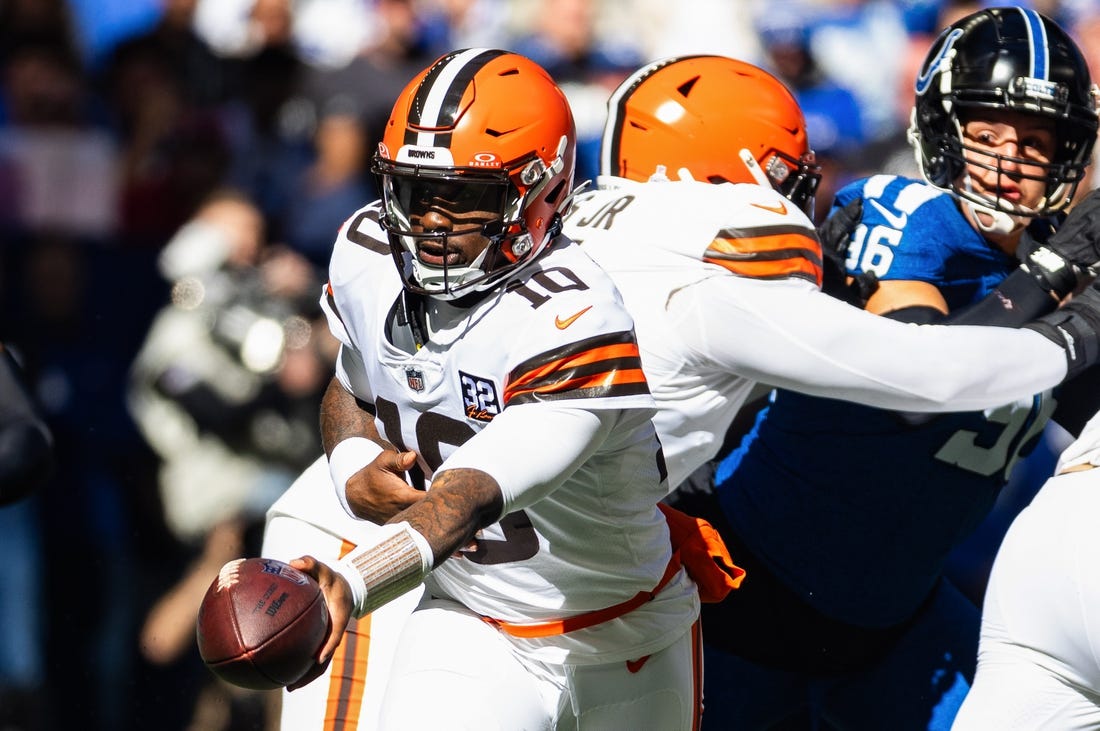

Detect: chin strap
965,198,1026,236
959,174,1028,236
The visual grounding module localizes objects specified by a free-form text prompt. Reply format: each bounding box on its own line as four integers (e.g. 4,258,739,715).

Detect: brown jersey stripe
703,256,824,285
505,365,650,405
323,539,370,731
706,231,823,286
511,342,643,386
504,333,649,405
508,330,638,375
325,283,349,331
345,209,389,255
506,340,642,393
707,231,822,261
716,223,816,239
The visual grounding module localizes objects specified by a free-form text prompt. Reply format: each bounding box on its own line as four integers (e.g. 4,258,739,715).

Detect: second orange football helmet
601,55,820,214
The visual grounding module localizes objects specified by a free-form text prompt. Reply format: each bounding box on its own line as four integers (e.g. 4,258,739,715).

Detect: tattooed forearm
392,468,504,565
321,376,381,455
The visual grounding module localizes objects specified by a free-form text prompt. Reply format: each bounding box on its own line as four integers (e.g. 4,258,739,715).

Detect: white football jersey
563,177,823,487
563,176,1069,488
320,202,698,664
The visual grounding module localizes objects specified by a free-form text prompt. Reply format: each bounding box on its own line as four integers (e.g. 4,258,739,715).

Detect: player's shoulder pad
334,201,389,257
837,174,947,224
499,238,651,409
713,182,815,231
700,183,821,285
328,201,391,287
507,237,637,339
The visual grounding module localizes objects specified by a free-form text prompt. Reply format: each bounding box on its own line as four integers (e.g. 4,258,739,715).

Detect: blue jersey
715,175,1056,628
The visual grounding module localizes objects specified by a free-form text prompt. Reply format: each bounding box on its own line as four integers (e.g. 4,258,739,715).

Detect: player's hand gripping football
285,556,354,692
1021,188,1100,298
346,449,426,524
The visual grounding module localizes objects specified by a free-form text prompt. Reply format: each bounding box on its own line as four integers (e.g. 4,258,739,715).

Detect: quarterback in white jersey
319,203,696,660
270,49,712,730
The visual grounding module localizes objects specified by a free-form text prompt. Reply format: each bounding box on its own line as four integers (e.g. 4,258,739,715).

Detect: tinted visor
376,164,513,230
397,178,509,218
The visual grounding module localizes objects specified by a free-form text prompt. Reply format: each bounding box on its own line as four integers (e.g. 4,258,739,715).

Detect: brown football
196,557,329,690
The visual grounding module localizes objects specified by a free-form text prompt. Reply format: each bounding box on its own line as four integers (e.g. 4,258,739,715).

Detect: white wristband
328,437,384,518
331,555,369,614
332,521,434,617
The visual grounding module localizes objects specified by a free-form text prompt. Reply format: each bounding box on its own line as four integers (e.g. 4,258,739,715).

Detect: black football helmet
910,7,1098,221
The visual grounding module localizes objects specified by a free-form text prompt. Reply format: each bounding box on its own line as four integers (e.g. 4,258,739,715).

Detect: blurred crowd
0,0,1098,729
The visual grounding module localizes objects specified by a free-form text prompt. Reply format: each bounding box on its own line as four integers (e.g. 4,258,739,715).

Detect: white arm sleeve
437,405,618,516
674,276,1066,412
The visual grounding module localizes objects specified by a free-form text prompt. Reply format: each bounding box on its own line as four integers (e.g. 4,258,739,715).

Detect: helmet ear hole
545,179,567,206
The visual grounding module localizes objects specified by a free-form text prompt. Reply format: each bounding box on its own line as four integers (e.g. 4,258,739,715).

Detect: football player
561,52,1100,494
275,49,712,729
704,8,1100,729
267,47,1100,728
953,408,1100,730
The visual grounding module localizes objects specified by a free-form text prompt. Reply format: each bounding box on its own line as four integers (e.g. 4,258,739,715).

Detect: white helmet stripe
406,48,505,149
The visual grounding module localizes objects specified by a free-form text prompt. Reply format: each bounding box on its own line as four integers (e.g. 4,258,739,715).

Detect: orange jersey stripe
323,540,371,731
325,283,349,331
706,228,823,286
709,226,821,256
503,331,650,406
506,341,641,393
691,619,703,731
504,367,648,405
704,255,823,284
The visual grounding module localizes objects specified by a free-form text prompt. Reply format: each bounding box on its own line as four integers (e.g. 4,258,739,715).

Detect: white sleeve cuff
328,437,384,518
332,521,433,617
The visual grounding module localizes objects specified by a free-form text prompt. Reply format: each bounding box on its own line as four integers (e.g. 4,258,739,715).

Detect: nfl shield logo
405,366,425,392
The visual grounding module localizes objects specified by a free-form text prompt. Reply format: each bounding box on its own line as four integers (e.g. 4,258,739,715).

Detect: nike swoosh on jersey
555,305,593,329
751,201,788,216
626,655,652,673
868,198,908,230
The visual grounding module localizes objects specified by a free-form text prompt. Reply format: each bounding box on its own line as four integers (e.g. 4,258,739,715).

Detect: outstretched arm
672,275,1071,413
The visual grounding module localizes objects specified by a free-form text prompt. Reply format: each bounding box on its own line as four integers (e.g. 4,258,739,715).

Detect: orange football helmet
372,49,576,299
601,55,820,214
